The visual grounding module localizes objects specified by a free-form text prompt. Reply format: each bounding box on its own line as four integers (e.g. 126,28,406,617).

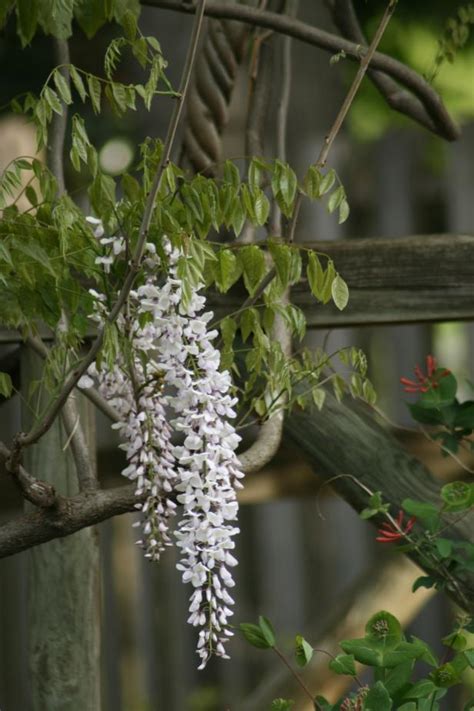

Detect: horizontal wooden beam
210,235,474,328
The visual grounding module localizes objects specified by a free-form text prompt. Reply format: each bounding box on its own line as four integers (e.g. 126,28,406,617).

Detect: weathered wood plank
0,236,471,342
22,351,101,711
211,235,474,327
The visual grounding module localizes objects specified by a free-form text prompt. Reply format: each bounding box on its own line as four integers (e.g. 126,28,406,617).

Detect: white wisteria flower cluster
81,217,244,667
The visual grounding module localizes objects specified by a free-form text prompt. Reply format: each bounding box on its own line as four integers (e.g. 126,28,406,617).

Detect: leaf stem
272,645,317,706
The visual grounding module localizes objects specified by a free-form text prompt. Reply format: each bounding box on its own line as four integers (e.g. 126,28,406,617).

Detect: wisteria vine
80,218,244,667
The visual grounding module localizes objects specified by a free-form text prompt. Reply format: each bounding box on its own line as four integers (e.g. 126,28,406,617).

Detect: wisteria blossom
145,242,244,668
81,217,244,666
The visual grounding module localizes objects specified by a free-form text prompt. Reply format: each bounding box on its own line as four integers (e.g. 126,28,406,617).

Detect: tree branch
11,0,207,456
327,0,448,139
142,0,459,141
47,39,69,195
0,441,56,508
0,484,144,558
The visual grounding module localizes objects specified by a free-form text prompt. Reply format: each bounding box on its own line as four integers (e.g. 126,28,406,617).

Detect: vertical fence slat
22,350,101,711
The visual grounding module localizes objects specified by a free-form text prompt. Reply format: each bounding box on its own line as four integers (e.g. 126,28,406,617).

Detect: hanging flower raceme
80,218,244,666
137,242,244,668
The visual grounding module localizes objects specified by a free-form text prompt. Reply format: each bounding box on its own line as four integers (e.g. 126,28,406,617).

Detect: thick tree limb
284,391,474,613
2,414,473,560
142,0,459,141
180,2,250,172
0,484,143,558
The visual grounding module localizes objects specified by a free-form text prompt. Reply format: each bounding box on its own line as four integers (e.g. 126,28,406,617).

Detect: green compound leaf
338,198,350,224
328,653,356,676
440,481,474,512
303,165,322,199
295,635,313,667
0,372,13,398
214,249,241,293
319,169,336,196
239,622,272,649
239,245,266,296
259,616,276,648
331,273,349,310
362,681,392,710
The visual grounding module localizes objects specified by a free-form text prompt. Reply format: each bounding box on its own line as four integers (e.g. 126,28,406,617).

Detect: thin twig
287,0,398,242
11,0,207,456
272,646,317,706
220,0,398,316
24,335,121,424
271,0,297,233
314,472,472,611
47,39,69,195
321,1,398,167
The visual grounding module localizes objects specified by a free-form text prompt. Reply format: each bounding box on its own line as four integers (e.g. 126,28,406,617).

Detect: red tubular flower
376,510,416,543
400,355,450,393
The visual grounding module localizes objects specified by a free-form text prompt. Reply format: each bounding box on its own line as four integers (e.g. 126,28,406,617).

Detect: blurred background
0,1,473,709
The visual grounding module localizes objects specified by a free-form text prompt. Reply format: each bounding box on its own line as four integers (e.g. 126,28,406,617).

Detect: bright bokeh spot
99,137,134,175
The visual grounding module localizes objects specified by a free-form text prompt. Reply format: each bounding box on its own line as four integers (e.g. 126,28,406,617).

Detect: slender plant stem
320,1,398,168
11,0,207,457
287,0,398,242
24,335,120,423
273,645,317,706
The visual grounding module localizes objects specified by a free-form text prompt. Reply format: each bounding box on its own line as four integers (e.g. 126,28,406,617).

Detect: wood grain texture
210,235,474,327
22,351,101,711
